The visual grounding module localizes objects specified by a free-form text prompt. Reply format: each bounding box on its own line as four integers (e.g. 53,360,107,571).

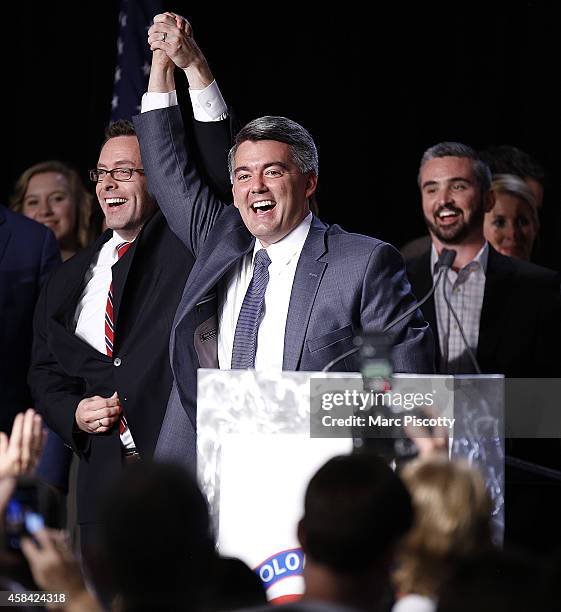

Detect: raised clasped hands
147,12,213,90
148,12,202,70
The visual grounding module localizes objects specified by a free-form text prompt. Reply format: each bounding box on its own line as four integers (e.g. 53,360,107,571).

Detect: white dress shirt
74,231,136,448
392,594,436,612
74,231,133,351
431,242,488,373
218,214,312,370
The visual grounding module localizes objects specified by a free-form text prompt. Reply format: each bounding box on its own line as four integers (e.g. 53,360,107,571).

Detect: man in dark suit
406,141,561,377
0,204,59,433
28,120,197,557
133,14,435,468
405,141,561,555
407,246,560,376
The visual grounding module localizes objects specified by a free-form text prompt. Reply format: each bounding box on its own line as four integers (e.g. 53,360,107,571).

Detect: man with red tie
28,120,197,567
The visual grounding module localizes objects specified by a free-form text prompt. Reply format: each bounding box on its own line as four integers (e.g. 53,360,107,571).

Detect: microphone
441,267,482,375
321,248,457,372
382,248,457,334
437,248,457,270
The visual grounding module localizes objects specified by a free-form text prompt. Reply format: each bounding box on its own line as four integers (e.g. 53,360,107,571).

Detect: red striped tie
105,241,132,435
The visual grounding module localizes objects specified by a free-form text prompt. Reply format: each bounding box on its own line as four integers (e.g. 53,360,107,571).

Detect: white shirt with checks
431,242,488,374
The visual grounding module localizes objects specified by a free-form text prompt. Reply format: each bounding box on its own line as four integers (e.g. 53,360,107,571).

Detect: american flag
111,0,165,122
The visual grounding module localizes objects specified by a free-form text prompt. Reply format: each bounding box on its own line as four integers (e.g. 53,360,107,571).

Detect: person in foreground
392,457,494,612
21,462,266,612
238,452,413,612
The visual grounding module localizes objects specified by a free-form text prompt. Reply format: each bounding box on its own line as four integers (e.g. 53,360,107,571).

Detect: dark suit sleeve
0,211,61,433
133,106,229,257
39,227,61,286
192,114,234,204
28,278,89,455
361,243,435,374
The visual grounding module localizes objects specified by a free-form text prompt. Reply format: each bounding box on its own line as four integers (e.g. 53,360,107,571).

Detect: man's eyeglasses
89,168,145,183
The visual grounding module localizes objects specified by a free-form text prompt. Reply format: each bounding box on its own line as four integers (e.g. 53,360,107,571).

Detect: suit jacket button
113,357,122,367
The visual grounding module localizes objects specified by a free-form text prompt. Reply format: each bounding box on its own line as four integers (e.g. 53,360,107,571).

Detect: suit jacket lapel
54,231,113,329
49,231,113,363
111,213,166,345
283,217,328,370
478,247,512,366
111,238,137,327
176,224,255,324
407,250,441,368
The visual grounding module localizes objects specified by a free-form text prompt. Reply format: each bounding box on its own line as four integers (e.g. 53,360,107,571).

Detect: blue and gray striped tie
231,249,272,369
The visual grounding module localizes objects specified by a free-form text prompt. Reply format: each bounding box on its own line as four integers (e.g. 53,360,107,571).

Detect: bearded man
406,142,560,376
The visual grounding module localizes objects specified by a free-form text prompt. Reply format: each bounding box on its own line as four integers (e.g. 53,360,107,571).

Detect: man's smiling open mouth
251,200,276,215
436,207,461,224
106,197,128,208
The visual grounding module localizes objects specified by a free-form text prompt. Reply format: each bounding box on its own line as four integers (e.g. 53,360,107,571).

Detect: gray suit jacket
133,107,434,465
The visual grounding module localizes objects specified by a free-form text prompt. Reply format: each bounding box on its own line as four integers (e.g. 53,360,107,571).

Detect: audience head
10,160,95,260
394,456,493,599
299,451,413,573
91,120,157,242
418,142,494,246
485,173,539,260
199,556,267,611
227,116,318,247
480,144,545,208
94,461,214,611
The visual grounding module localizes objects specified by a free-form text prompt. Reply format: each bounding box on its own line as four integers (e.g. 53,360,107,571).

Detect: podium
197,370,504,603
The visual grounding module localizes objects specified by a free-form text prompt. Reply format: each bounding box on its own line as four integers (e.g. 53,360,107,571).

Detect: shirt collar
110,230,136,249
431,241,489,277
253,212,312,266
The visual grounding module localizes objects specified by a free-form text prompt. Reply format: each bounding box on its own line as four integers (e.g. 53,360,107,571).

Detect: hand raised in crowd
0,409,45,479
74,392,121,434
148,12,214,89
21,528,103,612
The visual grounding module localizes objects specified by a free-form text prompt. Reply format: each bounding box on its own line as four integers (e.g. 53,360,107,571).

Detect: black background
6,1,561,270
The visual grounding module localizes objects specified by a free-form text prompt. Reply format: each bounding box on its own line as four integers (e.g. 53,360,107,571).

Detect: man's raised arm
134,13,231,257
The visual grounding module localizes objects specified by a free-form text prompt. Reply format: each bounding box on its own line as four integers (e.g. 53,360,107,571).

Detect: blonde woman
10,160,96,261
392,457,493,612
484,173,539,261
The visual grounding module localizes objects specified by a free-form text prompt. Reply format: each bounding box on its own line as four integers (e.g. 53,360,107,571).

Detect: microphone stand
321,249,459,465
